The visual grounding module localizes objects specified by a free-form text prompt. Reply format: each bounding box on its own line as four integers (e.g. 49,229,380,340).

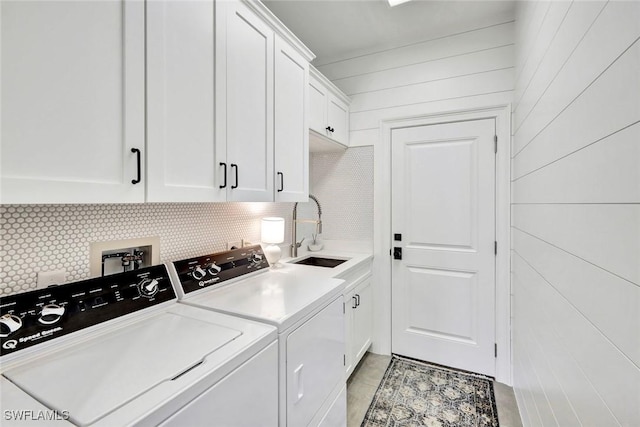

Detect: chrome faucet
291,194,322,257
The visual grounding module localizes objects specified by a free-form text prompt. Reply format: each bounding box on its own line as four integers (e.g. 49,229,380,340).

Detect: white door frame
372,104,512,384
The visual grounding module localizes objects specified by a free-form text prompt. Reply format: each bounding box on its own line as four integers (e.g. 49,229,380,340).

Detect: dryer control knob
207,263,222,275
38,304,65,325
138,278,159,298
192,266,206,280
0,313,22,337
251,253,263,264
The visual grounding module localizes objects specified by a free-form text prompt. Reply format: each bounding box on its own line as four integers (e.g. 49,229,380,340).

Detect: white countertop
181,244,373,332
281,248,373,280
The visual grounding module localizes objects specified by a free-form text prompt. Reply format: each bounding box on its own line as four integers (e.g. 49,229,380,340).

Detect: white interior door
391,119,496,376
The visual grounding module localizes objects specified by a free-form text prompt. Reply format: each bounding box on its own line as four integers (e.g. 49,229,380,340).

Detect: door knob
393,247,402,260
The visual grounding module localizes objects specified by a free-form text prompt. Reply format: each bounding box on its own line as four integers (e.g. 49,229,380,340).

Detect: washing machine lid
3,312,241,426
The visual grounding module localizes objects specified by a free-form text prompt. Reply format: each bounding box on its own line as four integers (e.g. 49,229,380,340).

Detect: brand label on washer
199,277,220,287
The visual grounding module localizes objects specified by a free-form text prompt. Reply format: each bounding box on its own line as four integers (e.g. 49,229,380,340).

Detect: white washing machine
168,245,347,427
0,264,278,427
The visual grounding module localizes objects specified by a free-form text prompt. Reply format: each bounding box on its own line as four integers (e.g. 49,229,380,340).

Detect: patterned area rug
361,356,499,427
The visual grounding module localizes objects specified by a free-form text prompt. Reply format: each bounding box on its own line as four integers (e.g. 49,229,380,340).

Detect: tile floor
347,352,523,427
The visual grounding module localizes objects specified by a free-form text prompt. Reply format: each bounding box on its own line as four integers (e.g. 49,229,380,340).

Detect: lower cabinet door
352,278,373,363
344,292,355,376
286,297,345,427
159,342,278,427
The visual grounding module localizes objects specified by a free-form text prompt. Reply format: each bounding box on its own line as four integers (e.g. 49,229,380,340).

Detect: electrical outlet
226,241,242,250
37,270,67,289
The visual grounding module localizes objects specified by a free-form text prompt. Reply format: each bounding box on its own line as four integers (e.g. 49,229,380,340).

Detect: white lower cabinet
345,275,373,378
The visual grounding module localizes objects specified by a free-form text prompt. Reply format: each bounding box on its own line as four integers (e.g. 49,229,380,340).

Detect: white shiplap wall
512,1,640,426
316,21,515,146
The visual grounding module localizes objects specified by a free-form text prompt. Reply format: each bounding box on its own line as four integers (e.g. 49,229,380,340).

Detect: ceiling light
388,0,412,7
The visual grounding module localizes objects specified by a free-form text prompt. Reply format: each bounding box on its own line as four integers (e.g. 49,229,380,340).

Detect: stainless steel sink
290,256,349,268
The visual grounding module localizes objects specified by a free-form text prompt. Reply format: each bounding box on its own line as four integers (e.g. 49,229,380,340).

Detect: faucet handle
296,237,305,248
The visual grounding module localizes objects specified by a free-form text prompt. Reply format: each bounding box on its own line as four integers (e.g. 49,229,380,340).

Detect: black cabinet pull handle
277,172,284,192
325,126,331,132
355,294,360,307
230,164,238,189
352,296,357,309
131,148,141,184
328,126,335,133
219,162,227,188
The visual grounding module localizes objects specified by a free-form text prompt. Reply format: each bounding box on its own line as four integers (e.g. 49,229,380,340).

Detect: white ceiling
263,0,516,65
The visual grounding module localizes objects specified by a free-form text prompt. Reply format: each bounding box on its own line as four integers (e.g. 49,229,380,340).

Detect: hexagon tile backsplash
0,146,373,295
0,202,292,295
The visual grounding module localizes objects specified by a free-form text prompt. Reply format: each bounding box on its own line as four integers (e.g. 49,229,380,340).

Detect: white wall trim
372,104,512,385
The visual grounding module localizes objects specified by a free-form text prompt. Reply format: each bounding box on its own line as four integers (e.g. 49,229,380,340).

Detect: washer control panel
0,265,175,356
173,245,269,295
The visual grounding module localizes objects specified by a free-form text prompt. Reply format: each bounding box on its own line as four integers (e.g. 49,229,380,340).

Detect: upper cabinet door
1,0,145,204
146,0,224,202
327,93,350,146
218,1,274,202
274,37,309,203
307,66,351,150
308,76,328,135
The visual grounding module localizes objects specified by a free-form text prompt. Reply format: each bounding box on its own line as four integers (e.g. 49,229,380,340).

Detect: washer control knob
139,278,159,298
0,314,22,337
207,263,222,275
38,304,65,325
192,266,206,280
251,253,263,264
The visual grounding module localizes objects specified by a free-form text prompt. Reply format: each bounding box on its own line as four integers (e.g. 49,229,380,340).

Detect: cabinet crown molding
310,65,351,106
243,0,315,62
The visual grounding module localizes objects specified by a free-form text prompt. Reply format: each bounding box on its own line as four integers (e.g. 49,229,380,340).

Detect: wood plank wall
512,1,640,426
316,21,515,146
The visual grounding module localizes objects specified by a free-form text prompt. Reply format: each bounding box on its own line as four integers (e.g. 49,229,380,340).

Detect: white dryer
168,245,347,427
0,265,278,427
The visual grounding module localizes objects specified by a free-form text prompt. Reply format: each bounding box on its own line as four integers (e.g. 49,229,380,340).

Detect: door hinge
494,343,498,358
343,354,346,366
494,135,498,153
494,241,497,255
343,302,345,314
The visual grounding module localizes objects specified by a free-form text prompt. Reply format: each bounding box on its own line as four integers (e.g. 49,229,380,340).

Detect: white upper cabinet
309,77,329,134
308,66,351,149
327,93,350,146
1,0,313,204
217,0,274,202
146,0,224,202
274,37,309,202
217,0,313,202
1,0,145,204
